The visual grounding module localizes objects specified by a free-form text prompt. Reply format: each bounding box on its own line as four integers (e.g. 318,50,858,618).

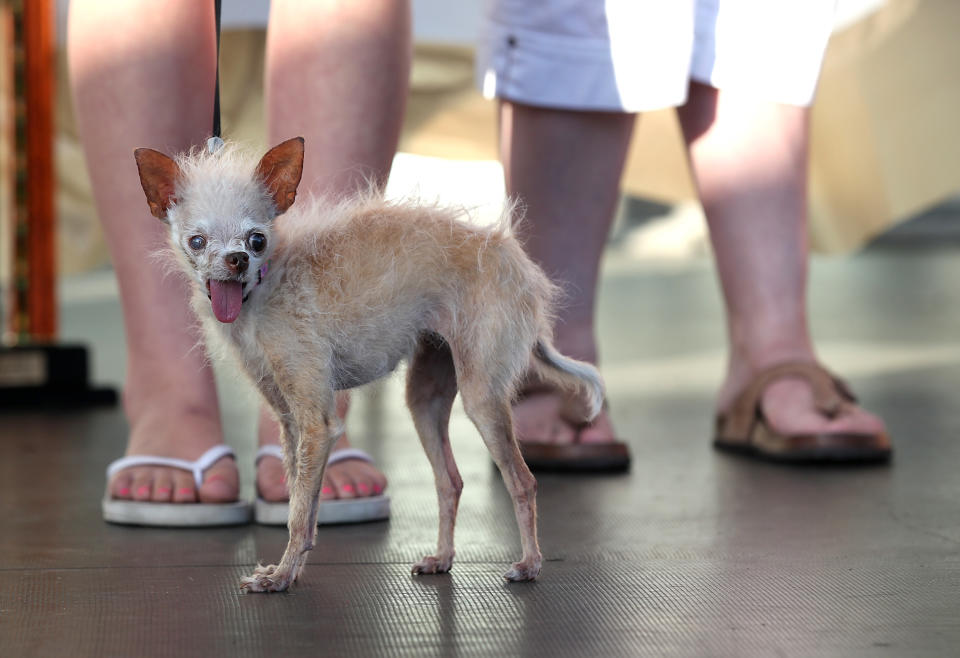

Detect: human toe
256,454,289,503
172,471,197,503
574,409,618,444
110,471,135,500
320,483,337,501
131,470,155,501
197,457,239,504
152,472,174,502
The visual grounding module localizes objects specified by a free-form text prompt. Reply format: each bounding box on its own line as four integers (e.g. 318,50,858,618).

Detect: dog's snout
225,251,249,274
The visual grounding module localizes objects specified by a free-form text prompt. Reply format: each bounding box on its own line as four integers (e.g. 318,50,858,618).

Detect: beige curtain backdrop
52,0,958,275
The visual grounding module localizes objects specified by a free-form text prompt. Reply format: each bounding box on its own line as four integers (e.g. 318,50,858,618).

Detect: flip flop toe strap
254,444,374,466
106,444,236,489
327,448,374,466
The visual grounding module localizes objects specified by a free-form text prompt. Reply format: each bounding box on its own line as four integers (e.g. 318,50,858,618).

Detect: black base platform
0,344,117,409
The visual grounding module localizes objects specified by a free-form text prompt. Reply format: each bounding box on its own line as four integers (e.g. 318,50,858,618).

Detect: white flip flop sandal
253,444,391,526
102,444,252,527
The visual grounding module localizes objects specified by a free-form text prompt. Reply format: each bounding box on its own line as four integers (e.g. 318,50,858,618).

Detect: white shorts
476,0,837,111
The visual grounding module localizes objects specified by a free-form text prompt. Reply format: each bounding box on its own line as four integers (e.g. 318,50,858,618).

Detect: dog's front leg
241,388,337,593
257,378,300,486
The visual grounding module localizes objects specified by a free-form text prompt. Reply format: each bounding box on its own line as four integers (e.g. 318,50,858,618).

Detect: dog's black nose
225,251,249,274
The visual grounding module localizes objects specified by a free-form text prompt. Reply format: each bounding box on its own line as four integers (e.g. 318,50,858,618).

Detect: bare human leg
256,0,411,502
498,101,635,446
69,1,238,505
499,82,885,452
677,81,885,438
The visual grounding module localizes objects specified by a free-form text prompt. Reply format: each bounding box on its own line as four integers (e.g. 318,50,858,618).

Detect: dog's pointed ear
255,137,304,216
134,148,180,222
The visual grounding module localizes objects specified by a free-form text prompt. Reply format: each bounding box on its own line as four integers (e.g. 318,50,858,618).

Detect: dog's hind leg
456,365,542,582
406,335,462,575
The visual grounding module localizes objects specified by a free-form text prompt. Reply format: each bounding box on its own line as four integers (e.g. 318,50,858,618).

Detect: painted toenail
321,486,334,496
156,487,171,495
373,485,383,494
136,486,150,496
178,487,194,495
341,484,354,494
119,487,131,496
358,484,370,494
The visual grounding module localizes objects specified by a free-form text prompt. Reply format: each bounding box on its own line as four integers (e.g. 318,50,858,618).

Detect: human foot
107,403,239,504
256,432,388,504
715,360,891,461
512,390,616,445
717,359,887,438
512,388,630,471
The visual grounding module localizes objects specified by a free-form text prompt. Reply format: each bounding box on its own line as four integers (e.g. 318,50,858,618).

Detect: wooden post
10,0,55,341
0,1,114,408
0,4,12,339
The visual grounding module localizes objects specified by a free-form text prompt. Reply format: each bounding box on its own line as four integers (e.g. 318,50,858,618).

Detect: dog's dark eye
248,232,267,252
188,235,206,251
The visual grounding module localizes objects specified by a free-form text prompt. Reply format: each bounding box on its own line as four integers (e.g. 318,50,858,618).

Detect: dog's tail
528,339,605,422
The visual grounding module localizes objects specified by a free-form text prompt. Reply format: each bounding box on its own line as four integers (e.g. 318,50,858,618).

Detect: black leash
212,0,222,139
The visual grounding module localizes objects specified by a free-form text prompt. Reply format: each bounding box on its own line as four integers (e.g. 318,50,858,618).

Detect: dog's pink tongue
209,280,243,323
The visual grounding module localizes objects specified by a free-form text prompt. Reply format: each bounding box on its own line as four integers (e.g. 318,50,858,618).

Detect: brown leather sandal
514,386,631,472
713,362,892,463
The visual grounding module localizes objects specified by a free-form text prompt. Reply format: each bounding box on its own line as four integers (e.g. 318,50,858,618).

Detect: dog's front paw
411,554,453,575
251,563,276,578
240,564,292,593
503,559,541,582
